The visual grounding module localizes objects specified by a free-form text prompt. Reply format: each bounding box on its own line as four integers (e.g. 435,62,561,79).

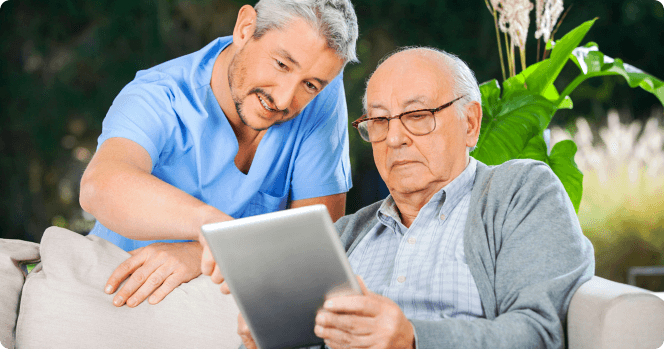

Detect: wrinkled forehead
366,52,454,110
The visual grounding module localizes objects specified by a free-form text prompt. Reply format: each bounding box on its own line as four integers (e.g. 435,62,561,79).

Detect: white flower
535,0,564,43
497,0,534,48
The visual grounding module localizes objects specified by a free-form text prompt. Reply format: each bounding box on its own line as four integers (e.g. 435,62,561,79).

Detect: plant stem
504,32,513,77
551,5,574,43
510,42,516,76
492,10,507,81
537,38,541,62
557,74,591,106
520,47,527,73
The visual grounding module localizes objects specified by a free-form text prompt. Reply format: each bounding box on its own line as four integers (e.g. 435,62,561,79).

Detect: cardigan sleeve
410,160,595,349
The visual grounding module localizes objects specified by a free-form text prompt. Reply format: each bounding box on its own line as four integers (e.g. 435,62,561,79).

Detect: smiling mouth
257,94,278,112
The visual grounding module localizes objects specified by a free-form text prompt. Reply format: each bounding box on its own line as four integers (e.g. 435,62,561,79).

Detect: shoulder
474,158,559,196
123,37,231,96
476,158,553,181
115,68,182,107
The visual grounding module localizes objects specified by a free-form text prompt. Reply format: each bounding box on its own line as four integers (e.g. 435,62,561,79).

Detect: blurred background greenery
1,0,663,290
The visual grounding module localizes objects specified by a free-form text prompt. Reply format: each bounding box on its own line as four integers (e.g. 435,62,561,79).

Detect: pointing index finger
105,253,145,294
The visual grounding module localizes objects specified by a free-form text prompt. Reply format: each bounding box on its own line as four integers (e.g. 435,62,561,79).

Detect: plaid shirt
348,157,484,321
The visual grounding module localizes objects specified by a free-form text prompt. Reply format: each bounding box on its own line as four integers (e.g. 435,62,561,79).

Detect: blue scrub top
88,37,352,251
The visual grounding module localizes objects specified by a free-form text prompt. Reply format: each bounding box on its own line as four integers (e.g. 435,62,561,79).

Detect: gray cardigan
334,159,595,349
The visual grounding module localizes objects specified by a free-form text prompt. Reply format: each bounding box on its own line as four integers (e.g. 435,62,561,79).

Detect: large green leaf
515,135,583,212
561,42,664,107
548,140,583,212
525,19,597,96
503,60,573,110
473,84,557,166
516,133,548,162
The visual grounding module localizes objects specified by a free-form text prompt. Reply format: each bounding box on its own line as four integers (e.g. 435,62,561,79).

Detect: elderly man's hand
199,233,231,294
236,312,258,349
105,241,203,307
315,276,415,349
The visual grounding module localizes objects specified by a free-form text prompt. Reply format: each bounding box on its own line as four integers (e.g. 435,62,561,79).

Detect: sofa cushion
15,226,241,349
0,238,40,349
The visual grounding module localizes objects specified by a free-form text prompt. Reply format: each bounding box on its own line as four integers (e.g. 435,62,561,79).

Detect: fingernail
148,295,156,304
127,298,136,307
113,296,123,306
105,285,113,294
325,300,333,308
314,325,322,335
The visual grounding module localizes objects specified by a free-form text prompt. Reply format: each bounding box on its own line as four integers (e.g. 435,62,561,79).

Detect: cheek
291,90,319,113
416,141,446,174
372,145,388,175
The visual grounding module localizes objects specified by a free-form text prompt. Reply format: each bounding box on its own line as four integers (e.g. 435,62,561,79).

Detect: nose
271,77,299,111
384,118,412,148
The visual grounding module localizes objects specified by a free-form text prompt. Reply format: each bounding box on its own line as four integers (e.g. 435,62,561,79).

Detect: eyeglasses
351,96,466,143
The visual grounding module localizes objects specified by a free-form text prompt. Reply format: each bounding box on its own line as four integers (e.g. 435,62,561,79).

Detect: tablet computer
200,204,361,349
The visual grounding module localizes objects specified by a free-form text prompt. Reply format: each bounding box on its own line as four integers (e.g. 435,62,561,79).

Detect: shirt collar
376,157,477,234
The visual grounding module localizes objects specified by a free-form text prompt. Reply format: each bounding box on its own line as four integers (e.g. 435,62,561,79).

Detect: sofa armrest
567,276,664,349
0,238,40,349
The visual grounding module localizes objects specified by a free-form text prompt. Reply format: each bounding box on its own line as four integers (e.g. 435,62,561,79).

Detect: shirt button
407,237,416,244
397,276,406,283
440,214,446,220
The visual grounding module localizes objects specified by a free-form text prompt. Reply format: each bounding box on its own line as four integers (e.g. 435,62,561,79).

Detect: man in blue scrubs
79,0,358,308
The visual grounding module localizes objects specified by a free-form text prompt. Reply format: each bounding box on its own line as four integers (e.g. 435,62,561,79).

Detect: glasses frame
351,95,466,143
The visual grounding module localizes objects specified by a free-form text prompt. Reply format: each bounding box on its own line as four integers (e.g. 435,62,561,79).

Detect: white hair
253,0,359,65
362,46,481,151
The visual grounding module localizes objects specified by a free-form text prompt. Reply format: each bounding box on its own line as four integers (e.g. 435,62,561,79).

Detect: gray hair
362,46,481,151
253,0,359,65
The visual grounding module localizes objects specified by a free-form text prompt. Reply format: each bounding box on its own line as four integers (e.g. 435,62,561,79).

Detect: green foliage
474,82,557,165
471,18,664,212
564,42,664,108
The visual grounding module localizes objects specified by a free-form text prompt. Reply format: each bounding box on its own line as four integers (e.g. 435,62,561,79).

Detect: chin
243,115,273,132
389,179,428,195
236,103,272,131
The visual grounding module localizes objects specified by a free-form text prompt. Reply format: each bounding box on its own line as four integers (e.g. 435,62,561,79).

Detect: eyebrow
368,95,431,112
276,48,301,69
402,95,430,108
275,48,330,88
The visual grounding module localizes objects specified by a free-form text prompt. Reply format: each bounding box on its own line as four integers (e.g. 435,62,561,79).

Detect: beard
227,47,299,132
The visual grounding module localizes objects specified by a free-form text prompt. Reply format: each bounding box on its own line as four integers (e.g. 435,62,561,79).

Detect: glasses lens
359,119,389,142
357,121,372,142
402,111,435,135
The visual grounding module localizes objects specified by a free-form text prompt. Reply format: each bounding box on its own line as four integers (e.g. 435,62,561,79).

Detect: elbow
79,167,100,215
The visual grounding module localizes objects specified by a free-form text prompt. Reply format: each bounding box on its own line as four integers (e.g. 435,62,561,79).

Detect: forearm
80,160,230,241
411,312,563,349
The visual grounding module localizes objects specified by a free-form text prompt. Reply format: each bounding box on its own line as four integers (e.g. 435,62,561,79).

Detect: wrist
193,205,232,241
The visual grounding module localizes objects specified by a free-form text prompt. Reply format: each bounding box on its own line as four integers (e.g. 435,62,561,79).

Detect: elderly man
203,47,595,349
79,0,358,308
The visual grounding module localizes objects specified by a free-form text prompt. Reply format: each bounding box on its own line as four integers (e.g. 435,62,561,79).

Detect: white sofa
2,227,663,349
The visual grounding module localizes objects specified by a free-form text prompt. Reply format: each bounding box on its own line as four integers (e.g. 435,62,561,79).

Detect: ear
464,100,482,148
232,5,258,49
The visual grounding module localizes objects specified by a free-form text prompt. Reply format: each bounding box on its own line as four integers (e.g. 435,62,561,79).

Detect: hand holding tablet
200,205,362,349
